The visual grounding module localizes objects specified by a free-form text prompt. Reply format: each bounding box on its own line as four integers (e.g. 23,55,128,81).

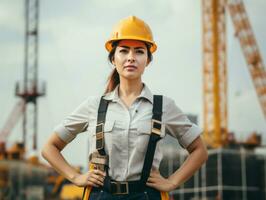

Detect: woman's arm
147,136,208,192
41,133,105,187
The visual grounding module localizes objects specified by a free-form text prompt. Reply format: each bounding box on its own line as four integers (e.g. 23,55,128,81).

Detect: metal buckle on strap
151,119,162,135
96,123,104,136
96,123,104,149
111,181,129,195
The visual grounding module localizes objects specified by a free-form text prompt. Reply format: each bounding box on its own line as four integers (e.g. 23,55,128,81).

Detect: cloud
1,0,265,168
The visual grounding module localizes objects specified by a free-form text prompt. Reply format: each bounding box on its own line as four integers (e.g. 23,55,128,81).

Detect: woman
42,16,208,200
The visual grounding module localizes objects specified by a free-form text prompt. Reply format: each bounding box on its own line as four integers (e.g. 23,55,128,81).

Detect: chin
123,74,141,80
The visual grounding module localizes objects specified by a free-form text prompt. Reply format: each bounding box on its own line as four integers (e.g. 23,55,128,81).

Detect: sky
0,0,265,168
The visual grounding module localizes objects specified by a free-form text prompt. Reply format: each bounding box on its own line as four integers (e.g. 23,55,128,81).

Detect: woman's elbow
41,133,66,160
203,148,208,162
198,136,208,163
201,145,208,163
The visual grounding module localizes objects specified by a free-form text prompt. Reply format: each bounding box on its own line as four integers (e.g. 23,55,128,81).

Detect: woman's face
112,40,149,81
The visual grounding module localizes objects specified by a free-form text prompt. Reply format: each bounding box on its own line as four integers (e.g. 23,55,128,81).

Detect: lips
124,65,137,69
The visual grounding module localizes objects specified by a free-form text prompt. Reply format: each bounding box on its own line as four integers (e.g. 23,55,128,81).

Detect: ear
111,58,115,66
146,59,151,67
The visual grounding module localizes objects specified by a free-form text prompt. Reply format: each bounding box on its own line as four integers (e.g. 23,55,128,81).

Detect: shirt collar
104,83,154,104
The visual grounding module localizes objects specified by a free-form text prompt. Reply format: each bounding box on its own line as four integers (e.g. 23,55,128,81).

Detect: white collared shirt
54,83,202,181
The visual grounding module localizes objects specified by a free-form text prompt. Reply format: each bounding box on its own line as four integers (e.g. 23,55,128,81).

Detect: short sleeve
54,99,90,144
163,97,202,148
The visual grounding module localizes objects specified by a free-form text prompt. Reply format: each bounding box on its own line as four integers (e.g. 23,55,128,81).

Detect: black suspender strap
140,95,163,185
98,94,163,195
96,96,110,156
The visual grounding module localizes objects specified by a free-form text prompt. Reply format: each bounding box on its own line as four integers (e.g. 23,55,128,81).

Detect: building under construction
160,135,266,200
1,0,266,199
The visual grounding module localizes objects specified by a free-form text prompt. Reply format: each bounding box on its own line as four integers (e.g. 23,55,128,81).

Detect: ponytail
104,68,120,94
104,41,120,94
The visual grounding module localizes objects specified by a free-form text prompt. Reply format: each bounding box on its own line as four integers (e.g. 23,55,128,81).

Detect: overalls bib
82,95,169,200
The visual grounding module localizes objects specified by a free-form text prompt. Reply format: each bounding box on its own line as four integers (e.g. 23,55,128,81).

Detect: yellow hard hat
105,16,157,53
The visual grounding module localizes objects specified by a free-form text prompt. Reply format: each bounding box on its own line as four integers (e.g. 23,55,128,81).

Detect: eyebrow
120,46,145,50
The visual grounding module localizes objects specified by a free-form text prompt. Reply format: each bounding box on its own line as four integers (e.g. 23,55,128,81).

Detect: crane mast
202,0,228,148
17,0,45,150
202,0,266,148
0,0,45,152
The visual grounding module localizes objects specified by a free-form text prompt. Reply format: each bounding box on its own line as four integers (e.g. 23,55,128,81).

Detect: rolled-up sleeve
54,99,90,143
163,97,202,148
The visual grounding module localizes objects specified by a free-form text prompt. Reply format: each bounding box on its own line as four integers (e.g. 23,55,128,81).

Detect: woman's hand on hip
73,169,106,187
146,169,176,192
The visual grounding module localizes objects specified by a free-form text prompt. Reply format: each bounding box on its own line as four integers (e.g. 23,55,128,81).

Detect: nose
127,50,136,63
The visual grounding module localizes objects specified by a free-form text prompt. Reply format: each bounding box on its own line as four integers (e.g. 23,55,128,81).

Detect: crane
0,100,26,142
227,0,266,117
202,0,266,148
0,0,45,156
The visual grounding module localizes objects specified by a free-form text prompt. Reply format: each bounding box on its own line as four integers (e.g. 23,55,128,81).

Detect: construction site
1,0,265,200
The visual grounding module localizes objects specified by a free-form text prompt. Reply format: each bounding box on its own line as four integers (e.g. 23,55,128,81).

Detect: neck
118,78,143,98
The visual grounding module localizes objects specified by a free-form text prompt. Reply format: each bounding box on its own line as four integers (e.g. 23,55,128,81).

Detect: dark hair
104,41,153,94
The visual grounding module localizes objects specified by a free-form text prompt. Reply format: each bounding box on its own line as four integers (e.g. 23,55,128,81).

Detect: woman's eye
119,49,128,53
136,50,144,54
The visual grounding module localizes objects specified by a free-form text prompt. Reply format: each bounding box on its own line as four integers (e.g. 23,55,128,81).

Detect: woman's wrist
167,174,180,190
69,172,80,184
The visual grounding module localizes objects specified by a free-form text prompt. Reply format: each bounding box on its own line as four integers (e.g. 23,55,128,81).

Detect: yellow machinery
0,141,82,199
202,0,266,148
60,184,84,199
45,166,84,199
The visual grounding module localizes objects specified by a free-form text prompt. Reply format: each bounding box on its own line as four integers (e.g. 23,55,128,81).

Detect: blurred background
0,0,265,199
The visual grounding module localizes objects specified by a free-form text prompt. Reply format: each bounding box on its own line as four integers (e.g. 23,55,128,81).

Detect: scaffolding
160,142,266,200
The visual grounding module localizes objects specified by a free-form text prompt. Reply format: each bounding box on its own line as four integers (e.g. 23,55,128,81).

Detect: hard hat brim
105,37,157,53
